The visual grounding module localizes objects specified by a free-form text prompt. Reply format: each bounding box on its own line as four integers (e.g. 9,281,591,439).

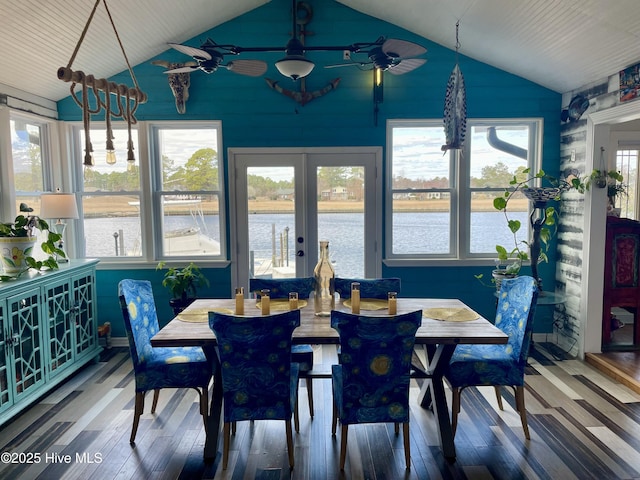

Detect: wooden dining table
151,297,507,462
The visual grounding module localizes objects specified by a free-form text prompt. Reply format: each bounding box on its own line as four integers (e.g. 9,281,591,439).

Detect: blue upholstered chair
249,277,316,417
334,277,401,299
118,279,212,444
330,309,422,470
209,309,301,470
444,275,538,439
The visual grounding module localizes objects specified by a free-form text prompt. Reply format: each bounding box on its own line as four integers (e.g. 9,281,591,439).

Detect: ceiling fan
164,0,427,80
325,37,427,75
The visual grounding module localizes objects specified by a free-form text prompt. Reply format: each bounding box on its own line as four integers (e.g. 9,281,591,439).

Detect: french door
229,147,382,292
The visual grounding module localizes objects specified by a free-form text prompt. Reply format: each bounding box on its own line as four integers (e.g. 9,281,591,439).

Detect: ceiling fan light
275,56,315,80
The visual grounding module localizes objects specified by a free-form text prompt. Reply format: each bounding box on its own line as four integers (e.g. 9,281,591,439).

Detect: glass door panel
316,166,365,278
247,167,296,279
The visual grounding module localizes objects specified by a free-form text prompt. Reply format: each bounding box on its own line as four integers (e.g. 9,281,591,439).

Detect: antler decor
57,0,147,169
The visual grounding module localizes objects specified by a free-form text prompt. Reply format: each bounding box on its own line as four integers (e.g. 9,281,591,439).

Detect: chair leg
199,387,209,433
222,422,231,470
451,387,461,438
514,385,531,439
285,419,295,469
151,389,160,414
331,399,338,436
232,422,237,435
339,425,348,471
494,386,504,410
305,377,314,418
394,423,399,435
294,395,300,433
130,391,145,444
403,422,411,470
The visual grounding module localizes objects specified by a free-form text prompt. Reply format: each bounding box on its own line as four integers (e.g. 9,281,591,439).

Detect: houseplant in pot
0,203,63,280
156,261,209,315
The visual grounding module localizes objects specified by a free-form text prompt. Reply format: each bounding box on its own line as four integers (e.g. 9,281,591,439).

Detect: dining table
151,297,508,462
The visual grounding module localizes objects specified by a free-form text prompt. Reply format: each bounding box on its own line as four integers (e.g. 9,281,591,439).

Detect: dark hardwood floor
2,344,640,479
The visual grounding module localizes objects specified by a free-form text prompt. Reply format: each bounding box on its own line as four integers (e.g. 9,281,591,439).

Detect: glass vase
314,240,335,316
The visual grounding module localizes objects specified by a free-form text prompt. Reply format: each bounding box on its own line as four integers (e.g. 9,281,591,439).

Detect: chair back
495,276,538,363
118,279,161,369
334,277,401,299
209,310,301,421
330,309,421,424
250,277,315,299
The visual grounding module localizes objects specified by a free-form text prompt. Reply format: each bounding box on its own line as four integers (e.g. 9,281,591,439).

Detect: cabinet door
7,288,46,399
45,277,73,378
0,300,13,414
72,270,97,357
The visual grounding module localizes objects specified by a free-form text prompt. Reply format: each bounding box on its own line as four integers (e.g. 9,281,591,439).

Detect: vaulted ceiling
2,0,639,103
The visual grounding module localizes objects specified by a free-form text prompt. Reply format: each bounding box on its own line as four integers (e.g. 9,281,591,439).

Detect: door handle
296,250,304,257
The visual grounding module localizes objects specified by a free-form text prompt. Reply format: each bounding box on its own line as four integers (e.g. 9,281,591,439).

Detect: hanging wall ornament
57,0,147,169
441,21,467,153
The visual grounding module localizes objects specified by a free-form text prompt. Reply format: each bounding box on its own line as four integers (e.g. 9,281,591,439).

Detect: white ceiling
2,0,640,103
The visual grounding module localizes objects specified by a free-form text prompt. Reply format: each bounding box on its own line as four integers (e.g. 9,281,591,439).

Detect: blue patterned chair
444,275,538,439
249,277,316,417
118,279,212,444
334,277,401,299
209,309,301,470
330,309,422,470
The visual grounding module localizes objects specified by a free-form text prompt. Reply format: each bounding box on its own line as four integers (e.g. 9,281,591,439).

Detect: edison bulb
106,150,117,165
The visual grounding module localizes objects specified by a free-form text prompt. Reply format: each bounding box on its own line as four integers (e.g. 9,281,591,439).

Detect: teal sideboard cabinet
0,259,101,427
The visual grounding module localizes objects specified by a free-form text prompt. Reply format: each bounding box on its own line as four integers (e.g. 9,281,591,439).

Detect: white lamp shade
275,57,315,80
40,193,79,220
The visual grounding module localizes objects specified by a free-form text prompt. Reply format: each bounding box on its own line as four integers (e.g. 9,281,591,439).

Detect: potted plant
156,261,210,315
478,168,623,290
0,203,63,280
606,175,627,216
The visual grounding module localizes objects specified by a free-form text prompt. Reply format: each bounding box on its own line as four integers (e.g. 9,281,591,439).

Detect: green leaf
493,197,507,210
507,219,521,233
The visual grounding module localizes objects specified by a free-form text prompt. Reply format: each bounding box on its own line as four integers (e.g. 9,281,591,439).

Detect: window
10,113,49,209
72,122,225,261
387,119,540,261
76,126,141,258
615,148,638,220
151,124,224,259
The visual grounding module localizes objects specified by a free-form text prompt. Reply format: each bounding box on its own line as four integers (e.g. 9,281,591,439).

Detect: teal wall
58,0,561,336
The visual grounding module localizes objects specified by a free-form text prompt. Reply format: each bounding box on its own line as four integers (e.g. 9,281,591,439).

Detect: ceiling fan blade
382,38,426,59
164,65,200,74
324,61,371,69
387,58,427,75
168,43,212,61
225,59,268,77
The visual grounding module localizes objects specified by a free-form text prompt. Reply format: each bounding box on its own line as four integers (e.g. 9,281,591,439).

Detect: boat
127,198,220,256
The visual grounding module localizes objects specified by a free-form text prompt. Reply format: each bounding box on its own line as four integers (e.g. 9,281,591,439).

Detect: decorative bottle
314,240,335,316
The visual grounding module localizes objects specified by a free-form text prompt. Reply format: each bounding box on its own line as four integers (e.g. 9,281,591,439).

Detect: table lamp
40,191,79,262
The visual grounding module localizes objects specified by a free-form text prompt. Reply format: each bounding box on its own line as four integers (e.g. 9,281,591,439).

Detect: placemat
342,298,389,311
177,307,234,323
422,307,479,322
255,299,308,311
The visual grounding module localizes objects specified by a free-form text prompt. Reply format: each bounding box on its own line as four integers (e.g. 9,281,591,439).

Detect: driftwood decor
57,0,147,169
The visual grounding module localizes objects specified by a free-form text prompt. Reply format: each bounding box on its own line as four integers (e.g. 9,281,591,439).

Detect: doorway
228,147,382,292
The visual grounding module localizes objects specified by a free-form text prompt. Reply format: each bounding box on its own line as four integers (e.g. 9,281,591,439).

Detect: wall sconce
40,191,79,262
373,67,384,125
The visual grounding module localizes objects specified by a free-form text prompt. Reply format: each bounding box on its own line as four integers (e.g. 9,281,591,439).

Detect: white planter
492,269,517,292
0,237,37,276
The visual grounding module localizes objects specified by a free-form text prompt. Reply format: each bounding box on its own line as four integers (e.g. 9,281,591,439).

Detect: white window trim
384,118,542,266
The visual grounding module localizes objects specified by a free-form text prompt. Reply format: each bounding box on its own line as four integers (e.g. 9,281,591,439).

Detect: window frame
385,118,541,266
69,120,227,265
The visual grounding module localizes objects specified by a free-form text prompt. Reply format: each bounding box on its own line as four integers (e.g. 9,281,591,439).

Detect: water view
84,211,528,277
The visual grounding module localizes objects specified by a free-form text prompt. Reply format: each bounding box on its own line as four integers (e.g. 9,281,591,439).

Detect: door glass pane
616,149,637,220
247,167,295,279
316,166,364,277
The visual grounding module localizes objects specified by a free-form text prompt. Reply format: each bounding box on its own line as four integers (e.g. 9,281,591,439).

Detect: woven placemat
342,298,388,311
422,307,479,322
177,307,234,323
255,299,308,311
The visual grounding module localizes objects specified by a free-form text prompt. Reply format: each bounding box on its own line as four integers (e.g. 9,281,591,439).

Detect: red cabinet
603,217,640,350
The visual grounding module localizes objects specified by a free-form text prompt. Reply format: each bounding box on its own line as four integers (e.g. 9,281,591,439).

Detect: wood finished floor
2,344,640,480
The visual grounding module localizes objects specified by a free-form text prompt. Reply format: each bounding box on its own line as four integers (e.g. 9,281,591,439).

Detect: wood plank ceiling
1,0,639,102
